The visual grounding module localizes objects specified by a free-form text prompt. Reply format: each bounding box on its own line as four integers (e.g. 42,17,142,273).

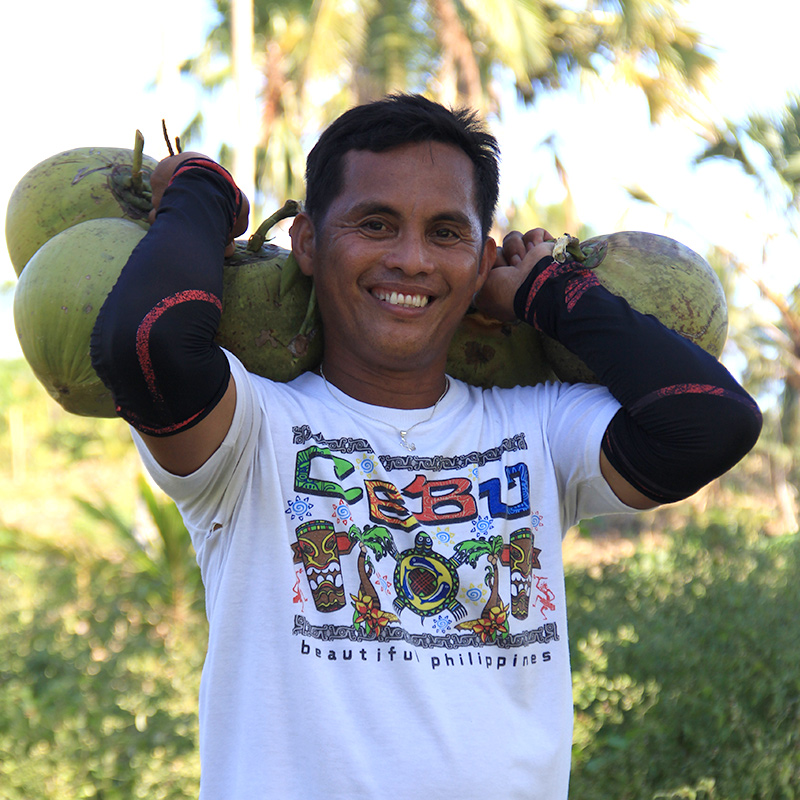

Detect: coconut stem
298,284,317,336
246,199,302,252
279,252,303,298
567,238,586,262
131,130,145,194
162,120,175,156
552,233,586,264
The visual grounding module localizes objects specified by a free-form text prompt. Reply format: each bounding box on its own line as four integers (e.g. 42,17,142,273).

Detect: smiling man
292,141,494,406
90,94,761,799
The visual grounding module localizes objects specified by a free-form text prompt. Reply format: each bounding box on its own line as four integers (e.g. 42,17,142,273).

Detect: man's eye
362,219,387,232
434,228,459,240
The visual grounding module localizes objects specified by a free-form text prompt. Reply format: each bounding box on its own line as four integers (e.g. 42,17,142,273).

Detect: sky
2,0,799,362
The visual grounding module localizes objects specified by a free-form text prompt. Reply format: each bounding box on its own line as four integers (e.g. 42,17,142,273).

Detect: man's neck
318,358,450,409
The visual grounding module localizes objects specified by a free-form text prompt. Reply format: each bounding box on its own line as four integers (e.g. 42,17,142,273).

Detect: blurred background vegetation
3,0,800,797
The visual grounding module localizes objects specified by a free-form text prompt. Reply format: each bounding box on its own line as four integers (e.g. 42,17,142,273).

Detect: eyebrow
346,201,476,229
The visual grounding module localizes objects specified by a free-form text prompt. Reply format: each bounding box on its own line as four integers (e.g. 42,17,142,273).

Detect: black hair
304,93,500,238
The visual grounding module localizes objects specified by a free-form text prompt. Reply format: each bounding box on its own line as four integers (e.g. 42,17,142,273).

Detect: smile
373,289,430,308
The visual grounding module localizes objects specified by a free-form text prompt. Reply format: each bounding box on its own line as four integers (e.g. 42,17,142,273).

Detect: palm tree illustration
348,523,398,637
453,535,510,643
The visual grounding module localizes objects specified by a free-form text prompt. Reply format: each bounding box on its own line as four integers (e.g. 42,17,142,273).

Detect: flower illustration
434,527,453,545
432,614,452,633
456,602,510,643
356,454,378,476
351,590,398,637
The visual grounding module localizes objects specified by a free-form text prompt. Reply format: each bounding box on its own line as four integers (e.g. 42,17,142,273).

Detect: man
91,94,761,798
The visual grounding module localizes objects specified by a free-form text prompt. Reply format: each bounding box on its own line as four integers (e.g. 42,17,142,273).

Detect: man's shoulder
460,377,608,404
225,350,320,398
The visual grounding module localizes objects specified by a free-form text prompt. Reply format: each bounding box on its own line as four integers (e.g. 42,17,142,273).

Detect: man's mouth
372,289,430,308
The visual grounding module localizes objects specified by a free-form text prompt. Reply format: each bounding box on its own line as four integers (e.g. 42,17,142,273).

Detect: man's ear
475,236,497,291
289,212,316,276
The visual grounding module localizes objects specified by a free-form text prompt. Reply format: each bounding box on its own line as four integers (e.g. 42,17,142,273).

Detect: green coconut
5,145,158,276
13,213,555,418
215,240,323,381
541,231,728,383
12,222,320,418
14,218,149,417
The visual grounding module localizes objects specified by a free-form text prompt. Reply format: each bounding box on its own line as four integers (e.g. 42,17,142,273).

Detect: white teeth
375,290,429,308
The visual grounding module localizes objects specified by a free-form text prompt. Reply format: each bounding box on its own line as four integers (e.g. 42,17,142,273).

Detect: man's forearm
514,255,763,503
90,160,239,435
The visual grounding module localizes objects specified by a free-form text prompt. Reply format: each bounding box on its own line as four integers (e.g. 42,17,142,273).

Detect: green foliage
352,523,394,560
455,533,504,566
182,0,717,202
0,359,134,489
0,521,205,799
0,359,206,798
568,516,800,799
75,475,203,613
695,94,800,211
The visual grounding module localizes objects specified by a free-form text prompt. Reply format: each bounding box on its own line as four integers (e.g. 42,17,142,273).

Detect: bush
0,522,206,799
568,518,800,799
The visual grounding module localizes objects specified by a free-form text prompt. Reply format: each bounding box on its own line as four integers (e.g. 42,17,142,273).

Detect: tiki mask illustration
293,520,346,612
509,527,534,619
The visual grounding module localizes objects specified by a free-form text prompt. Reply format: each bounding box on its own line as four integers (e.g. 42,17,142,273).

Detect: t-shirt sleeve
545,382,633,530
131,350,262,542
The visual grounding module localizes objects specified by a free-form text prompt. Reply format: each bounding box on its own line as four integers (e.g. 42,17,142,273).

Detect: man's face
292,142,495,382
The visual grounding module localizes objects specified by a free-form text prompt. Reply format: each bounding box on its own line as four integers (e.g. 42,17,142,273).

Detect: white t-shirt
133,351,631,799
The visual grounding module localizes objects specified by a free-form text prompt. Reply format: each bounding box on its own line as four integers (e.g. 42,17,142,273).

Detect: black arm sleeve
514,255,762,504
90,159,241,435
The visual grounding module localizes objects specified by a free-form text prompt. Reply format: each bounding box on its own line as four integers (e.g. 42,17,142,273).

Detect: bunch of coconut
7,133,728,420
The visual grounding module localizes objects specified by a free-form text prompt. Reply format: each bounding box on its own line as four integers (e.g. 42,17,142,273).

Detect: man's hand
147,152,250,258
474,228,555,321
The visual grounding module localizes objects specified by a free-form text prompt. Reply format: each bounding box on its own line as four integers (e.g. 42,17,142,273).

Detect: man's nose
383,231,434,274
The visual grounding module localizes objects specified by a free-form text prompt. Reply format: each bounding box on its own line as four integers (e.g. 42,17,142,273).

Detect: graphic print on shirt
288,425,559,656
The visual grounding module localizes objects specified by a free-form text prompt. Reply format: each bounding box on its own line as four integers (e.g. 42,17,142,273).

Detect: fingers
522,227,554,247
480,228,557,320
232,193,250,239
493,246,511,268
147,153,251,250
497,227,554,267
498,231,525,266
148,151,209,223
225,194,251,256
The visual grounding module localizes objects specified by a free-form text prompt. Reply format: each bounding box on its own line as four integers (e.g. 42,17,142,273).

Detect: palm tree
708,247,799,533
349,523,394,600
694,96,800,532
178,0,717,206
694,95,800,211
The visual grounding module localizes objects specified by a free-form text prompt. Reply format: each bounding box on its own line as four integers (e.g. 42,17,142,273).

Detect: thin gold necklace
318,368,450,452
